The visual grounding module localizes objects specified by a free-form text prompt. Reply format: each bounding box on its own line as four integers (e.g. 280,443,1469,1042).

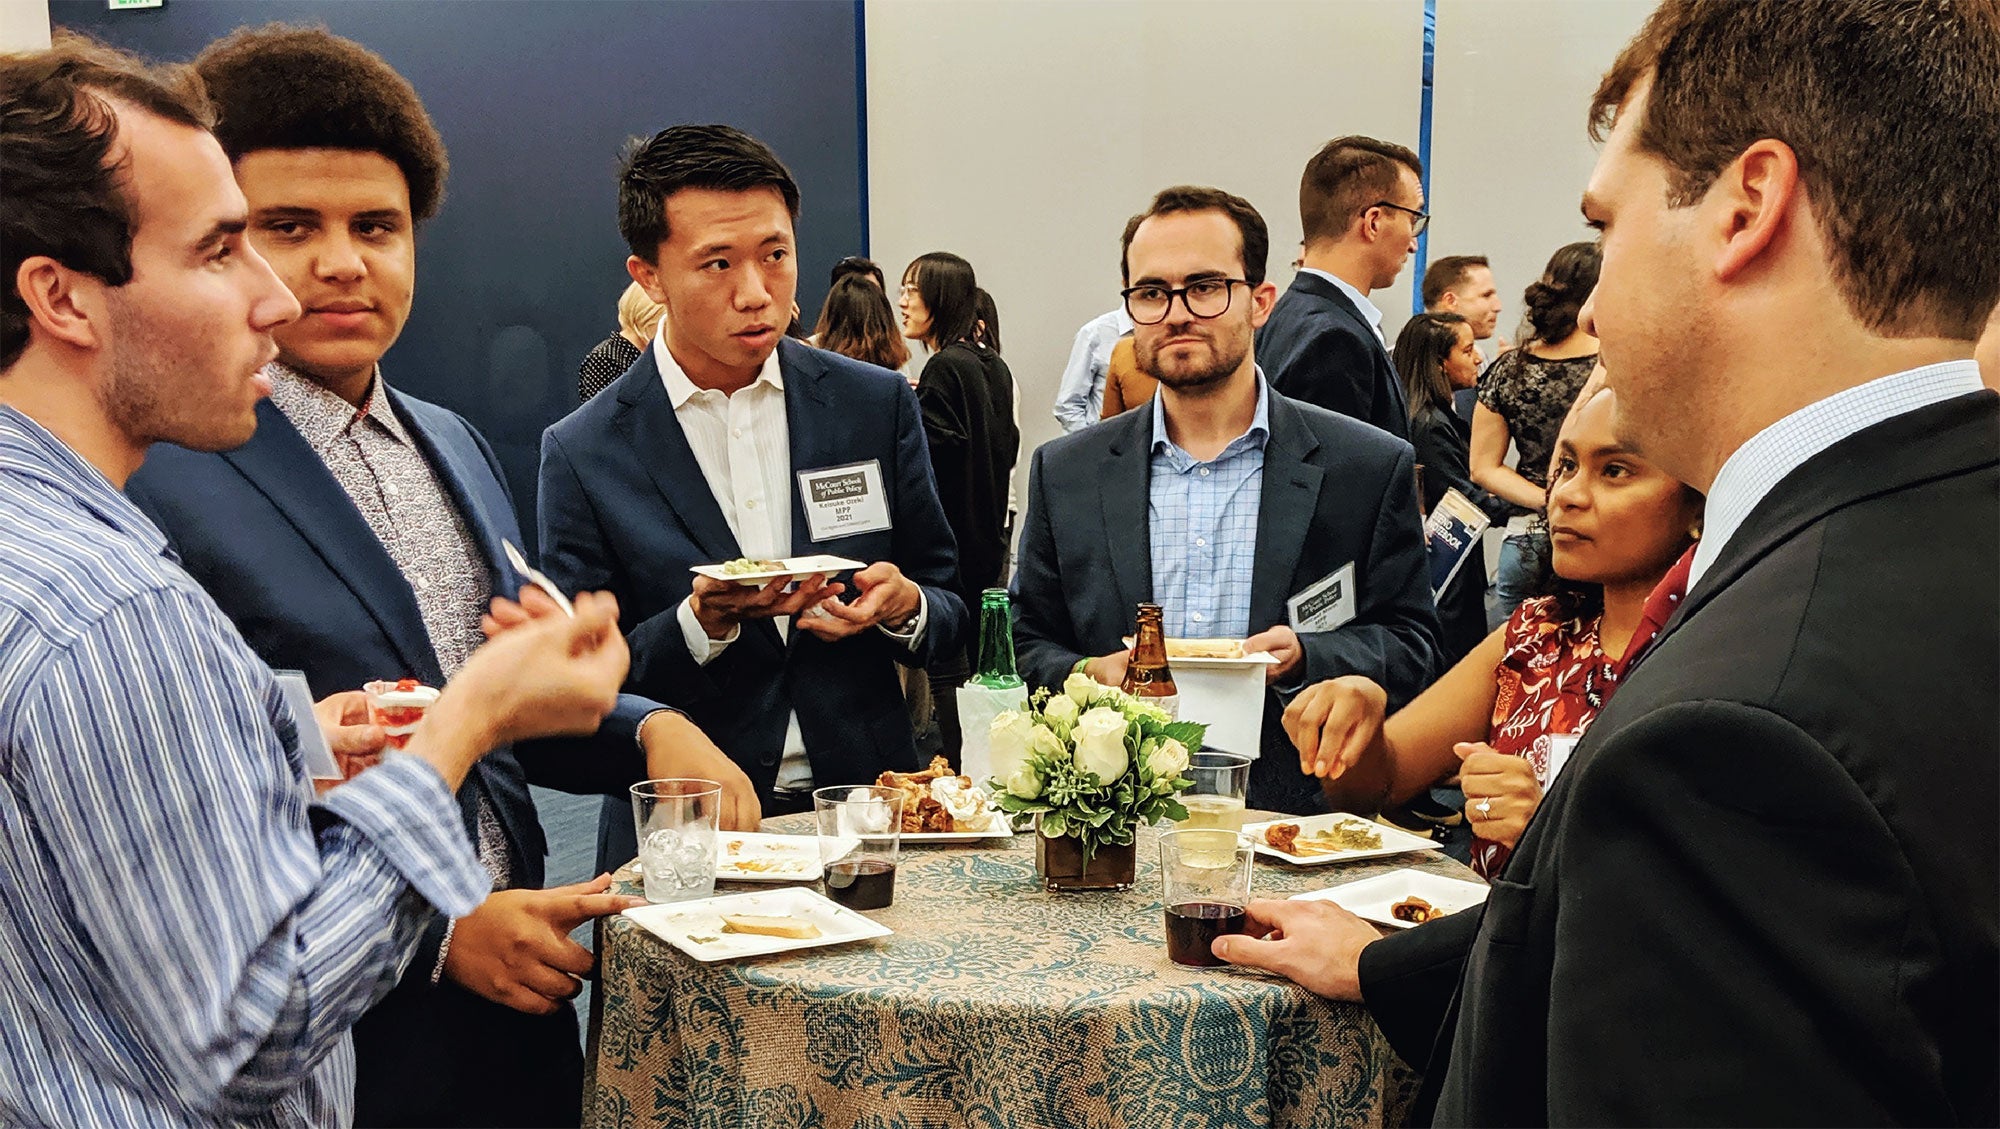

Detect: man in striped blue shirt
0,40,629,1127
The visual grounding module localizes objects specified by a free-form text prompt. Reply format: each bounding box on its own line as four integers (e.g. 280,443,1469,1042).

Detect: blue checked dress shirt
1148,375,1272,638
0,407,487,1128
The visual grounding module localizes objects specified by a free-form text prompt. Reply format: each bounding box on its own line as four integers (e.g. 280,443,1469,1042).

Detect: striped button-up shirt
0,407,487,1128
1148,375,1271,638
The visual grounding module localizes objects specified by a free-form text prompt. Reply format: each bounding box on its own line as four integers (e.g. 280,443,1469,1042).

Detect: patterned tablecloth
586,813,1479,1129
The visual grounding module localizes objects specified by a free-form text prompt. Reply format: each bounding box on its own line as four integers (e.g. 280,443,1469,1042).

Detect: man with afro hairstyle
125,25,758,1128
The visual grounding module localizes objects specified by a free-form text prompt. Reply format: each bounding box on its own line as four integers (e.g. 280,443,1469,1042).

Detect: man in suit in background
538,125,967,866
1220,1,1999,1123
1012,186,1437,816
1257,136,1425,442
125,28,753,1128
1422,253,1505,421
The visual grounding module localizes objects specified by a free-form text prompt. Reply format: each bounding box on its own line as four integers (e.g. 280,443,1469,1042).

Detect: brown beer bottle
1122,603,1179,717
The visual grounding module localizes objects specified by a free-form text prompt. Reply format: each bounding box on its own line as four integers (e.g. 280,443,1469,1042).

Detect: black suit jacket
1011,386,1439,814
538,338,968,867
1258,271,1409,441
1361,390,1999,1126
126,393,658,1127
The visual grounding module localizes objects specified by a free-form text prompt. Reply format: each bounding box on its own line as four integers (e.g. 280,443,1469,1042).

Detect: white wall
867,0,1655,499
0,0,50,51
867,0,1421,483
1426,0,1654,344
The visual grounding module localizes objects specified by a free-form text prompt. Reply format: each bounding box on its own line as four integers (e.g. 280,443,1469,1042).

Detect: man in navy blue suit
538,126,967,864
1257,136,1427,442
124,27,754,1129
1011,186,1438,816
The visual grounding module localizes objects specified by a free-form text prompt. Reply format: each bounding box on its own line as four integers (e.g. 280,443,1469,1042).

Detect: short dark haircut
1422,254,1490,309
1120,185,1269,288
2,33,212,369
972,287,1001,354
1393,311,1469,420
193,24,449,224
830,255,883,289
618,124,801,263
901,252,979,350
813,274,909,372
1591,0,2000,340
1299,136,1423,245
1519,242,1601,349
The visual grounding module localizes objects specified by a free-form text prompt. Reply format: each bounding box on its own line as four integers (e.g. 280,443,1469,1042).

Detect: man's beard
1138,323,1250,394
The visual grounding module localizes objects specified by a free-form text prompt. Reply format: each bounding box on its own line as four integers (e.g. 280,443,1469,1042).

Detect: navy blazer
1011,387,1440,815
126,390,651,1125
1258,271,1410,441
538,338,968,858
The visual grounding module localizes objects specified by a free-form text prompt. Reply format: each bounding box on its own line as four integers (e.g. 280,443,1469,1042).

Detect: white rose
988,710,1035,783
1028,726,1066,761
1148,737,1190,780
1043,693,1080,727
1064,670,1101,706
1004,766,1044,800
1072,707,1131,782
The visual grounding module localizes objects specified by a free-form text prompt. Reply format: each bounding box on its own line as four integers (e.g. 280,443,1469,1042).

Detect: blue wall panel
54,0,867,549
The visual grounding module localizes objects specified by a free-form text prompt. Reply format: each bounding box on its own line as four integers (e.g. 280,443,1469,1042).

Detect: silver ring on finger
1474,798,1492,816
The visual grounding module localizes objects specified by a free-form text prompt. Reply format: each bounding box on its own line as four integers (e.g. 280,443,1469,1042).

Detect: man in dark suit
1218,2,1999,1123
1011,186,1438,815
537,125,967,866
1256,136,1426,442
124,28,753,1128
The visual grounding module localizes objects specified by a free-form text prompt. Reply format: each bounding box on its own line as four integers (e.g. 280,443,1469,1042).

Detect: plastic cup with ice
629,779,722,903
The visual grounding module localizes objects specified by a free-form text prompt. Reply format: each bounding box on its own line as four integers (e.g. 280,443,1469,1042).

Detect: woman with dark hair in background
577,282,665,402
972,287,1001,353
814,274,910,372
1471,241,1602,620
1395,312,1511,667
899,254,1020,764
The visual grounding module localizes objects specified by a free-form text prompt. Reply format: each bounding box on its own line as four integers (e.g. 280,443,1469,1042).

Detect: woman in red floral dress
1285,386,1703,878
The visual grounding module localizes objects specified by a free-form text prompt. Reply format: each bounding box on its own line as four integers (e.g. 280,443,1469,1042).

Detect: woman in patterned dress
1285,386,1703,878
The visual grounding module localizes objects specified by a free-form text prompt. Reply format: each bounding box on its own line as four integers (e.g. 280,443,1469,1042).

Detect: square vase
1035,825,1137,892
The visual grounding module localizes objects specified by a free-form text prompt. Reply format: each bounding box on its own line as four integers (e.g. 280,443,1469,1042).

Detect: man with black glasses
1259,136,1427,441
1011,186,1438,815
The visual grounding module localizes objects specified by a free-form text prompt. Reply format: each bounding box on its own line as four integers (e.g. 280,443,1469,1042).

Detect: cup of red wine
1159,827,1254,966
813,785,905,910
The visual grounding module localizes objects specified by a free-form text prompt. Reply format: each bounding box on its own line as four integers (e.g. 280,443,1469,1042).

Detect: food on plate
361,678,439,750
1390,896,1449,924
1165,637,1246,660
1263,819,1385,856
718,557,788,577
876,756,1005,834
719,913,821,939
724,858,796,874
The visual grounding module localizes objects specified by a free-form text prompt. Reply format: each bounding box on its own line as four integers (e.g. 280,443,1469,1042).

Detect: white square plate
1120,636,1282,668
1291,867,1489,928
1241,812,1442,865
716,832,839,883
689,554,865,587
622,886,892,962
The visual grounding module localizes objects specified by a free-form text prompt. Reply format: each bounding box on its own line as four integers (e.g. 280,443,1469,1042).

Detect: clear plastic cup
630,778,723,903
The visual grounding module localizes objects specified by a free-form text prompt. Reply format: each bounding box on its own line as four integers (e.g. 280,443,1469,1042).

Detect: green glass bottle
972,588,1024,690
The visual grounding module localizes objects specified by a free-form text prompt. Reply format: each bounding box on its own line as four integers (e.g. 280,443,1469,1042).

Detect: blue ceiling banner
1413,0,1437,316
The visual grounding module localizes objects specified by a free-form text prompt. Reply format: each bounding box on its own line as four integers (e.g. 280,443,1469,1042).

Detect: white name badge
1545,733,1582,786
797,460,893,542
1287,562,1357,633
273,670,342,783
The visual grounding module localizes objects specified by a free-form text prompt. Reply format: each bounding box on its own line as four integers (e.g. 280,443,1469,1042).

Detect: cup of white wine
1176,752,1252,836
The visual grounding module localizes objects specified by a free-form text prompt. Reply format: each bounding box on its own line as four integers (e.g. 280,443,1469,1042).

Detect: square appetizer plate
623,887,892,962
690,554,864,586
716,832,839,883
1120,636,1281,668
1291,868,1489,929
895,804,1014,842
1241,812,1442,865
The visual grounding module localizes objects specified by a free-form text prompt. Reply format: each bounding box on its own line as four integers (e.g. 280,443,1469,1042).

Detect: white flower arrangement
986,672,1203,866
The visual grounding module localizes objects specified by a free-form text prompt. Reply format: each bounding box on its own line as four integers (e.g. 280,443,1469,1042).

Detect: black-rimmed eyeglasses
1370,200,1430,236
1120,278,1249,325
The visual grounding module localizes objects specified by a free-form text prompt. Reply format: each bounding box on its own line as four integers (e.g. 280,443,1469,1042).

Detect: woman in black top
576,282,664,403
1395,312,1511,666
898,253,1020,762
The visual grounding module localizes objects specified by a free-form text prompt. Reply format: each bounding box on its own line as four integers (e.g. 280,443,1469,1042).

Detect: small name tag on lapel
798,459,893,542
